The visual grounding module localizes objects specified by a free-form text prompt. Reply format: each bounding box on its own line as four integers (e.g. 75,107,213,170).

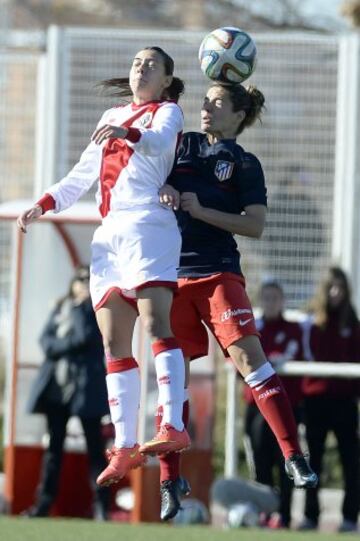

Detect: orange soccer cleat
96,443,147,486
139,424,191,456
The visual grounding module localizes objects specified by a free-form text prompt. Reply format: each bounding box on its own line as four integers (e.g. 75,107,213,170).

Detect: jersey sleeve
44,110,111,213
126,102,184,157
236,154,267,209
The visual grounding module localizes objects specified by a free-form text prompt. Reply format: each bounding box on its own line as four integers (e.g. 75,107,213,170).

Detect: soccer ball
198,27,257,84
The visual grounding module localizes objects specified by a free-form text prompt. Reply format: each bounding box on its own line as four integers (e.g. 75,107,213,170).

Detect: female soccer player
244,280,305,529
17,46,190,487
157,82,317,520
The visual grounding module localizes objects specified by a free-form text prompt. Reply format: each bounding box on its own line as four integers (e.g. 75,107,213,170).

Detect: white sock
244,361,275,388
155,348,185,431
106,367,140,448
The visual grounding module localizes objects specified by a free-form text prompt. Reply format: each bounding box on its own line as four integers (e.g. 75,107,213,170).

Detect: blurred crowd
242,266,360,532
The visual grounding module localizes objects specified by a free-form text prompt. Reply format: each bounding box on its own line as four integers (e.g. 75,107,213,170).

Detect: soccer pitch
0,518,358,541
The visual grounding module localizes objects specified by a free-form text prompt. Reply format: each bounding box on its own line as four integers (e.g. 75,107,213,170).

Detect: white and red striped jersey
44,100,183,217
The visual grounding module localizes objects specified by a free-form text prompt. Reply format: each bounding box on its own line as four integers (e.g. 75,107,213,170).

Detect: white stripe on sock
106,367,140,448
244,361,275,388
155,348,185,431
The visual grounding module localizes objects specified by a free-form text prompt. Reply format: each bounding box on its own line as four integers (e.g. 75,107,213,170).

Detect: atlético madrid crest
214,160,234,181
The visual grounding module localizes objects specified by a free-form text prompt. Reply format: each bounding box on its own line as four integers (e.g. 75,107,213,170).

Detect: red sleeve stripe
106,356,139,374
125,127,142,143
152,337,180,356
36,193,56,214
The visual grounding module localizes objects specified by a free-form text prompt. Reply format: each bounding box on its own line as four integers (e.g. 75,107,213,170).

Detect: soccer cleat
160,477,191,521
285,454,318,489
338,520,358,533
139,424,191,456
96,443,147,486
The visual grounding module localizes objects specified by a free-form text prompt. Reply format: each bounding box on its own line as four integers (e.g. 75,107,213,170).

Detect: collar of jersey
131,100,162,110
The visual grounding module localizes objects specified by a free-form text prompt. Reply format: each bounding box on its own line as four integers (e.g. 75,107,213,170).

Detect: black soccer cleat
160,476,191,521
285,454,318,489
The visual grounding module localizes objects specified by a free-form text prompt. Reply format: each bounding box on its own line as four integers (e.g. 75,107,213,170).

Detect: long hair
211,82,265,135
310,266,358,330
55,266,90,309
97,46,185,103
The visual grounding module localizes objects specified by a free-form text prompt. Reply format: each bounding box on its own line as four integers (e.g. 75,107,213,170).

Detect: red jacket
243,316,304,406
302,314,360,398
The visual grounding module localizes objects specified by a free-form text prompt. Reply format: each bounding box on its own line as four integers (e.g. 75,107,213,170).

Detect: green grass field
0,518,358,541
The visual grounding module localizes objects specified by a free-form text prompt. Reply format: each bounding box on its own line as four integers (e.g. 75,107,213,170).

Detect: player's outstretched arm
17,205,42,233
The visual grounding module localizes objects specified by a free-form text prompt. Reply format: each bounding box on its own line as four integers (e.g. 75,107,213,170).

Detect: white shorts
89,205,181,310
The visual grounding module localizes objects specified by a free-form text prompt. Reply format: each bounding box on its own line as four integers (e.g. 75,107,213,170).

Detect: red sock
249,374,301,459
158,400,189,483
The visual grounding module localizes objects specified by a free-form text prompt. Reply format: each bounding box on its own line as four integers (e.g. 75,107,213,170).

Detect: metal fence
0,51,40,357
1,28,359,322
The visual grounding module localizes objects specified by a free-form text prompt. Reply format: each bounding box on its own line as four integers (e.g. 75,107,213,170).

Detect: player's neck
207,131,236,144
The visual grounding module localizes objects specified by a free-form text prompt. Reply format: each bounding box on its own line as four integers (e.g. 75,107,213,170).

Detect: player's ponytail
214,82,265,135
96,77,132,99
241,85,265,133
163,76,185,102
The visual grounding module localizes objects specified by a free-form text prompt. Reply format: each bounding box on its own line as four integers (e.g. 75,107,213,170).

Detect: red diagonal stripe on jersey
99,103,161,217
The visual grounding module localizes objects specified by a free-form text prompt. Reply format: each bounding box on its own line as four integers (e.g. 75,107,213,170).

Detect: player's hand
159,185,180,210
91,124,128,145
17,205,42,233
180,192,203,218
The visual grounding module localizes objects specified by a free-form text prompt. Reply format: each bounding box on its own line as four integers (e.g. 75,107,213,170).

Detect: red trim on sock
125,127,141,143
152,337,179,356
249,374,301,458
36,193,55,214
106,356,138,374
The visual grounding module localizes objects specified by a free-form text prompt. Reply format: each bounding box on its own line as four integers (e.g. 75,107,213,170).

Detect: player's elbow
253,222,265,238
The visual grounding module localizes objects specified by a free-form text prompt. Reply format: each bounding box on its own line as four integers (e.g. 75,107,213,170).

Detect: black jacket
27,298,109,418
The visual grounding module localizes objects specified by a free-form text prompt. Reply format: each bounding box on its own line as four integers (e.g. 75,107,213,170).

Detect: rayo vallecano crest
133,112,153,128
214,160,234,181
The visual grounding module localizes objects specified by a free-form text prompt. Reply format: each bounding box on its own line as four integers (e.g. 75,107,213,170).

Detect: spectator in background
299,266,360,533
22,266,110,520
243,280,304,529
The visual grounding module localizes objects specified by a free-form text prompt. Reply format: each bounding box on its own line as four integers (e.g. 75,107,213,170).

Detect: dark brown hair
55,266,90,308
97,46,185,103
212,82,265,135
310,266,358,330
260,280,284,297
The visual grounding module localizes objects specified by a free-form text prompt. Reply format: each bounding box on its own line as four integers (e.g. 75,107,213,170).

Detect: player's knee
102,335,120,359
140,313,168,340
